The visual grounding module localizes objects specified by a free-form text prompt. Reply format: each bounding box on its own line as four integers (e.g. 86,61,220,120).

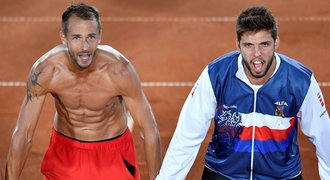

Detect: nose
254,46,262,57
82,39,89,50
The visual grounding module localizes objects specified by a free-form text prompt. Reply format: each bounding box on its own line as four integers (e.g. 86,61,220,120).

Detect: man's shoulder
96,45,132,74
208,50,239,74
97,45,127,62
29,45,67,85
26,45,67,95
277,53,312,77
210,51,240,65
96,45,140,88
32,45,67,69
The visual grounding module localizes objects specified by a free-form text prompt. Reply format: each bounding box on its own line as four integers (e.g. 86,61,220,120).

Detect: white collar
235,52,281,87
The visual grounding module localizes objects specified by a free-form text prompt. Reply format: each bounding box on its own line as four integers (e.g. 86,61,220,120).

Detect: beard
67,46,96,69
242,54,275,79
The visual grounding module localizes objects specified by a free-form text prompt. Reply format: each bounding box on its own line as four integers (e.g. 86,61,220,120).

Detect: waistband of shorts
50,128,132,149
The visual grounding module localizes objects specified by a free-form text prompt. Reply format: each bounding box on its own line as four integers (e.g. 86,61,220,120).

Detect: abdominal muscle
52,96,128,141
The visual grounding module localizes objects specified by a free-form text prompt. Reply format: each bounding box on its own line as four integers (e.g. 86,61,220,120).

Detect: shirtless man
5,3,161,180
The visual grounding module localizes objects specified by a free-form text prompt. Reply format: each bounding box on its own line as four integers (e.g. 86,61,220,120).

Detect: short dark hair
236,6,278,42
61,3,101,35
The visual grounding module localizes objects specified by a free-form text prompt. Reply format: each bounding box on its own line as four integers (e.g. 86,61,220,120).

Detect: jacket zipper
250,89,258,180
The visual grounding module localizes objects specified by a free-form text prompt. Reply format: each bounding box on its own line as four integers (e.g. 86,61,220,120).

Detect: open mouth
78,53,91,63
252,60,264,73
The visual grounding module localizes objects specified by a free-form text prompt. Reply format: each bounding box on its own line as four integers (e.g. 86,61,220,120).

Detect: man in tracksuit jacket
156,6,330,180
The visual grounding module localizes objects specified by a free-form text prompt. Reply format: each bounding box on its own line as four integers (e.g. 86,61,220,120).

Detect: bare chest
49,70,118,110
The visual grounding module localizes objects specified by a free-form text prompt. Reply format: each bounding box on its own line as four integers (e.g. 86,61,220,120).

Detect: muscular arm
113,57,161,180
6,63,49,180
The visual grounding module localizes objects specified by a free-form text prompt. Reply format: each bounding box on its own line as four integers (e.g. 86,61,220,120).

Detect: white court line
0,81,26,87
0,81,330,87
0,81,194,87
141,82,195,87
1,16,330,22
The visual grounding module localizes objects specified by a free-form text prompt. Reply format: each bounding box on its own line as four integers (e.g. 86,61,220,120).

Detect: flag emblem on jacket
274,101,287,118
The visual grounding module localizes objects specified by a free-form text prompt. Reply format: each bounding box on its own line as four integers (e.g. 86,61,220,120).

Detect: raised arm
112,56,161,180
6,60,51,180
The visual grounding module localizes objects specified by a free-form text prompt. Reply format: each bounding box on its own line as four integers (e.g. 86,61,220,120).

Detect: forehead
66,15,99,34
240,30,273,43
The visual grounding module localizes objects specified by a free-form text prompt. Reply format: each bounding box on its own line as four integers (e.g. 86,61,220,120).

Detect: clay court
0,0,329,179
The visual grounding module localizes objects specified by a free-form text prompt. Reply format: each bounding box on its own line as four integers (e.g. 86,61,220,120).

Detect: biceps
124,91,151,113
124,92,155,127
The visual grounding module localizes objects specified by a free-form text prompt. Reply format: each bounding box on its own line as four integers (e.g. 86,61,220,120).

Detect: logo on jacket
317,92,325,107
274,101,288,118
212,104,242,153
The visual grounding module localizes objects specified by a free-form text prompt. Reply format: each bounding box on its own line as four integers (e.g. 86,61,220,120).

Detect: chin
80,65,91,69
76,63,90,69
252,73,267,79
78,61,92,68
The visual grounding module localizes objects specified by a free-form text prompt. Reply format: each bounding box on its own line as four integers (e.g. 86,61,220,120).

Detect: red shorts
41,128,140,180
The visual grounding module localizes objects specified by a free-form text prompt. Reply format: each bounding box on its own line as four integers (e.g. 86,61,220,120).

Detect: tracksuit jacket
156,51,330,180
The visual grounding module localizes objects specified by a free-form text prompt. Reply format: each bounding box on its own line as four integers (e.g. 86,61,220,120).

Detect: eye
243,43,253,48
260,42,270,47
87,35,97,42
72,36,80,40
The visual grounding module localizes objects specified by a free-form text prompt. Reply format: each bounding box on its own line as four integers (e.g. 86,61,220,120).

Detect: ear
98,29,102,43
236,38,240,49
275,36,280,50
60,31,67,44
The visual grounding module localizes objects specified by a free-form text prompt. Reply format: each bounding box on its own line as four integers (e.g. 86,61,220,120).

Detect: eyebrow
70,33,97,37
241,40,272,45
